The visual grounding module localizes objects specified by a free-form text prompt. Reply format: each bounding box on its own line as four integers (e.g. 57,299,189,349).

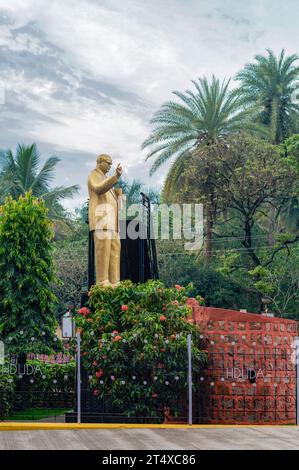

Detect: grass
7,408,71,421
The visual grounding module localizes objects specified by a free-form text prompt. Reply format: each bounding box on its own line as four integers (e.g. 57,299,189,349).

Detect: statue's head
96,154,112,174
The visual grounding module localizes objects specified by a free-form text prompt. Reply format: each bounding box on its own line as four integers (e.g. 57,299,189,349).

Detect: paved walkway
0,427,298,450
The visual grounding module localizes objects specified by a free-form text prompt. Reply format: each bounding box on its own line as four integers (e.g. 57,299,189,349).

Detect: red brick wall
189,303,298,424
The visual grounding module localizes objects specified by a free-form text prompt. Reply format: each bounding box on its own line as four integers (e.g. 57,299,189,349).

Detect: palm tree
0,143,79,221
142,75,256,176
236,49,299,143
142,75,254,261
118,179,160,206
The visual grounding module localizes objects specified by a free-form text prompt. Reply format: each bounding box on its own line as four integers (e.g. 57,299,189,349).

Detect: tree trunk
242,217,263,313
270,97,279,144
243,218,260,267
205,207,213,263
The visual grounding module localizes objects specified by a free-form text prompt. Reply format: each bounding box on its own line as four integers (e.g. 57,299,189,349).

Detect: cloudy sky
0,0,298,209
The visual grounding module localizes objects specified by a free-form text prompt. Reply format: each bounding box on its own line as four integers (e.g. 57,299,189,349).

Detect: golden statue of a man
88,154,122,287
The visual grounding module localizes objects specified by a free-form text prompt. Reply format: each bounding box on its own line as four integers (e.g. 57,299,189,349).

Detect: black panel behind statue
87,193,158,288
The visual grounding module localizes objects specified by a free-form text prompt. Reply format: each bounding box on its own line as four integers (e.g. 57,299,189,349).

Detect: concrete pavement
0,427,298,450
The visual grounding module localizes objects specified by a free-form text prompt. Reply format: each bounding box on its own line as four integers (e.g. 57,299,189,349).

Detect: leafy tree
248,251,299,318
0,193,60,355
180,134,297,269
157,240,258,311
53,238,88,314
282,133,299,170
0,144,79,222
175,133,298,308
278,134,299,232
236,49,299,143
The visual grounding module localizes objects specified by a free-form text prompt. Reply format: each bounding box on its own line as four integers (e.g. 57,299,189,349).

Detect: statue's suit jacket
88,169,119,232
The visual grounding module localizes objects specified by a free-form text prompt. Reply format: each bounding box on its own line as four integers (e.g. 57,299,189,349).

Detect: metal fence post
296,337,299,426
187,334,192,425
77,331,81,424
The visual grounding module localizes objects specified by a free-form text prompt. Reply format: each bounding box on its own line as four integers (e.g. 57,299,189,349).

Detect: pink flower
78,307,90,316
121,305,128,311
113,335,122,342
93,389,100,396
172,300,179,306
95,369,104,378
92,360,98,367
152,393,158,399
160,315,166,322
175,284,182,291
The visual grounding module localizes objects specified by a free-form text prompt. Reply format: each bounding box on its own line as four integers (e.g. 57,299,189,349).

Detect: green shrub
75,280,207,418
0,373,15,419
0,193,60,354
15,360,75,410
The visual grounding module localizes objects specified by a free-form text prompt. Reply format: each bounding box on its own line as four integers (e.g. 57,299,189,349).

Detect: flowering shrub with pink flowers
74,280,206,418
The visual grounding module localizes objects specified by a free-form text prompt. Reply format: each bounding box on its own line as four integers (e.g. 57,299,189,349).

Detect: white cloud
0,0,299,209
0,25,48,54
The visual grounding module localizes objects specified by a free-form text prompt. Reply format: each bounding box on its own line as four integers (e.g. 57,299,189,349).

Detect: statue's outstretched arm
88,173,118,195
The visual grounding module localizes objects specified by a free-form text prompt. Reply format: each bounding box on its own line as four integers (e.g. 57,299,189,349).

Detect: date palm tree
0,143,79,221
142,75,255,261
142,75,257,176
236,49,299,143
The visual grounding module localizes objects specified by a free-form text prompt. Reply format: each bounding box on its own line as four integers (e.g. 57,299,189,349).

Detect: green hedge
14,360,76,410
0,373,15,420
0,360,76,417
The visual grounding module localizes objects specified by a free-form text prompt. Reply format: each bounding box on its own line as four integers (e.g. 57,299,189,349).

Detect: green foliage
157,244,258,311
75,280,207,418
53,238,88,314
282,134,299,171
0,360,75,417
248,266,275,296
7,408,69,421
236,49,299,143
192,266,258,312
14,360,75,409
142,75,254,180
17,360,75,394
180,134,297,267
118,179,160,205
0,373,15,419
248,251,299,317
0,143,79,222
0,193,60,354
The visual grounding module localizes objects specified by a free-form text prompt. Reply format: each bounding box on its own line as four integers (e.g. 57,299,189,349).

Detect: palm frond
41,185,79,203
30,156,60,195
15,143,40,191
235,48,299,142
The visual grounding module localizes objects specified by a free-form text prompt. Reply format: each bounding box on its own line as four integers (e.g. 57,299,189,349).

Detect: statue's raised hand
115,163,122,178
